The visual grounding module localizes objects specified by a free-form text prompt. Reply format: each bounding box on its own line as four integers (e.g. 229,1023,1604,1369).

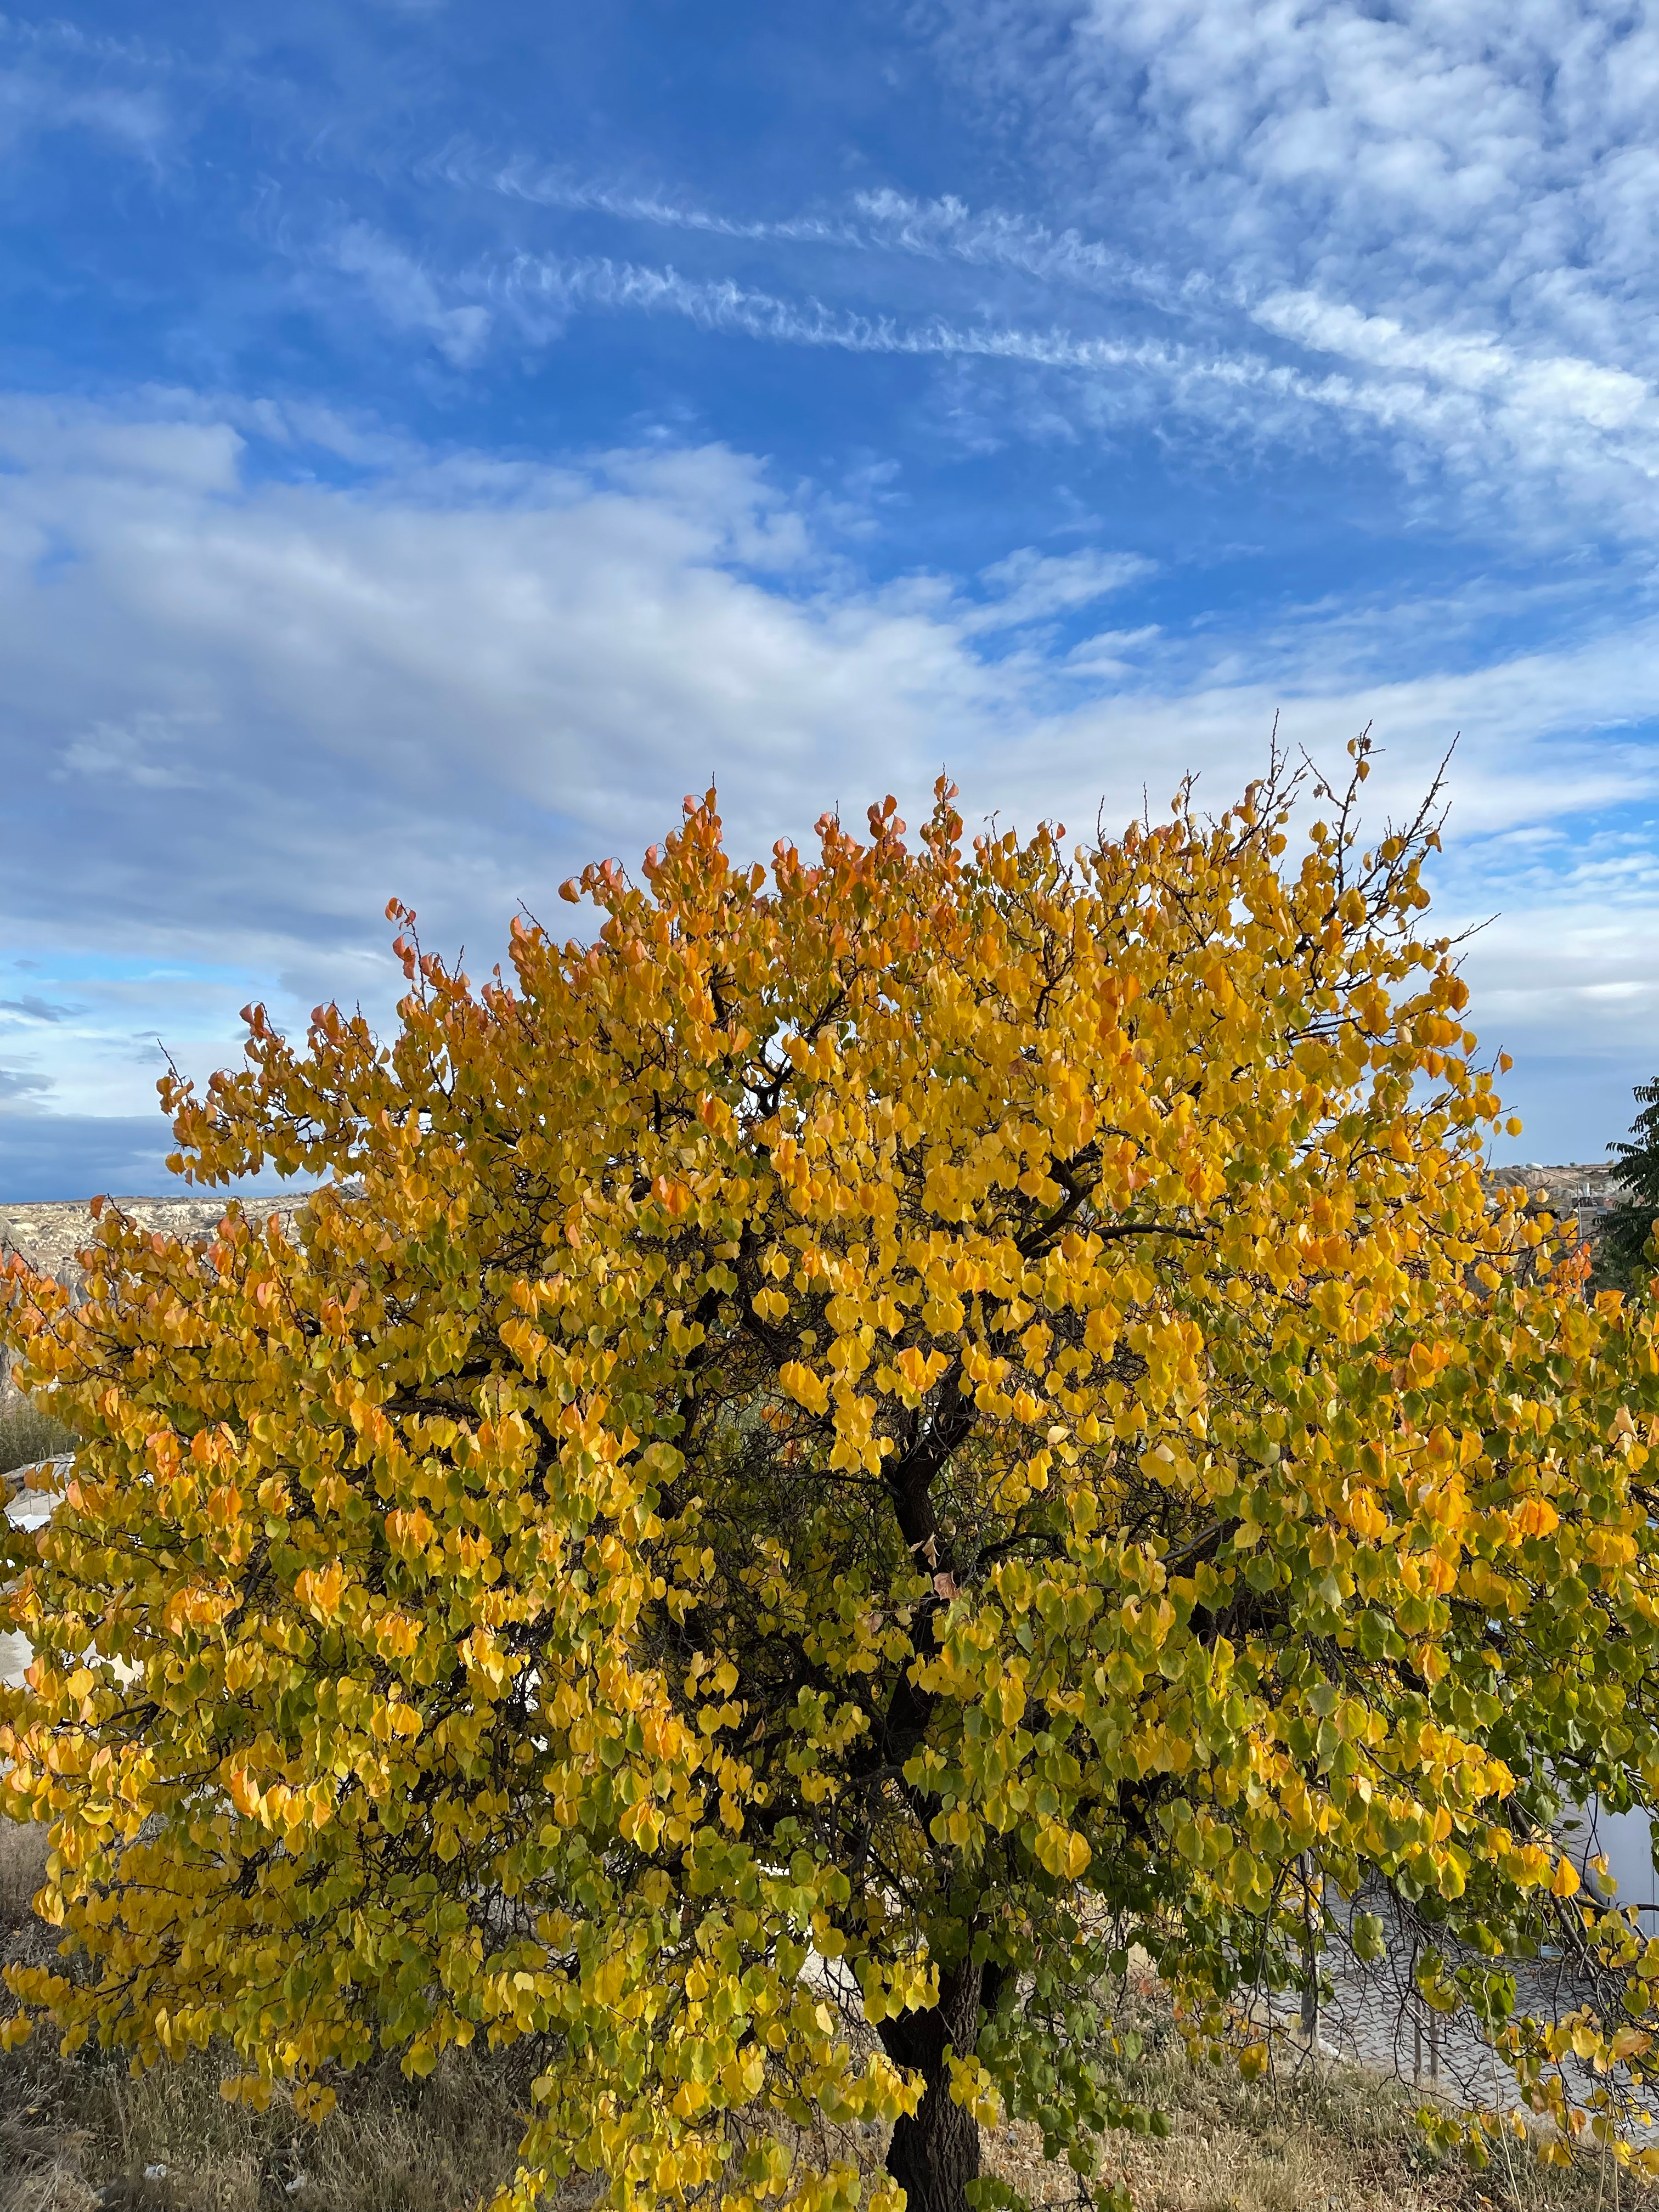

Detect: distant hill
1,1193,315,1297
1485,1160,1625,1220
1,1169,1632,1299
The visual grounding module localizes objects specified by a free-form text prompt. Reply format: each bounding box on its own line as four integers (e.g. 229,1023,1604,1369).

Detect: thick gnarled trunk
878,1959,998,2212
883,2062,982,2212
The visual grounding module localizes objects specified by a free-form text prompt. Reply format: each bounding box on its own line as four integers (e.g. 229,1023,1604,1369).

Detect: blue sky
5,0,1659,1198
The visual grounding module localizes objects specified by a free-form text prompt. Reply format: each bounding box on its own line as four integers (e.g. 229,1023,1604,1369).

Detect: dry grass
1,1877,1651,2212
986,2055,1646,2212
0,1825,537,2212
0,2034,540,2212
0,1381,76,1479
0,1823,49,1933
1044,1979,1655,2212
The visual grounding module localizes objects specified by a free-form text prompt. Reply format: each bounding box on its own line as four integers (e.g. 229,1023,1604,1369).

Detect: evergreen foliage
1603,1078,1659,1288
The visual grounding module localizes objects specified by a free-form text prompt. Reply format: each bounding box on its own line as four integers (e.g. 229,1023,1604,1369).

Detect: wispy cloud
7,1,1659,1177
0,61,168,160
313,141,1659,541
493,247,1206,371
965,546,1154,632
0,1070,55,1104
58,713,207,790
0,17,174,162
430,144,849,245
438,151,1186,313
330,224,491,368
926,0,1659,566
458,247,1659,537
399,2,1659,544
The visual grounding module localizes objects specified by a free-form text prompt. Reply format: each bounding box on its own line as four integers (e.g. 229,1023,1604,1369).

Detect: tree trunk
878,1959,996,2212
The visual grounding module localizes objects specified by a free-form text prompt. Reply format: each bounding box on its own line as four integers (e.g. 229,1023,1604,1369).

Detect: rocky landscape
0,1164,1633,1300
1486,1159,1627,1223
0,1192,315,1298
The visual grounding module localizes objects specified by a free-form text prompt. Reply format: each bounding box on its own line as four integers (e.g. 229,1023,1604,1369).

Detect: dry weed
0,1825,50,1935
1067,1982,1655,2212
0,1378,76,1480
1,1928,1653,2212
0,2040,537,2212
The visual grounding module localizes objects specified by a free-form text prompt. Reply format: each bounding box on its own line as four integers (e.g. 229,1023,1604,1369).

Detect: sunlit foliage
8,744,1659,2212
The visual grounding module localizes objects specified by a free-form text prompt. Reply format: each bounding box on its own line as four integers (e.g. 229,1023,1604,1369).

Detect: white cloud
967,546,1154,631
0,392,1021,958
950,0,1659,308
330,224,492,368
442,150,1183,312
7,389,1658,872
59,712,207,789
0,945,264,1121
442,153,1183,318
5,385,1659,1152
0,1070,54,1104
304,153,1640,540
312,21,1659,545
488,249,1319,404
0,63,168,160
0,18,174,160
1253,294,1650,433
484,246,1659,537
891,3,1659,531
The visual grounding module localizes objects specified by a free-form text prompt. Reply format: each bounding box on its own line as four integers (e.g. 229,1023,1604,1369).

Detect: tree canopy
7,746,1659,2212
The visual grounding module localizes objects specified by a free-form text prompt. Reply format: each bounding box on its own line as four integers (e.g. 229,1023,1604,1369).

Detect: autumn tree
9,744,1659,2212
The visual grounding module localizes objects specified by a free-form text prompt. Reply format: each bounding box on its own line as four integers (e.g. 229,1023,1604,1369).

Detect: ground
1,1824,1647,2212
